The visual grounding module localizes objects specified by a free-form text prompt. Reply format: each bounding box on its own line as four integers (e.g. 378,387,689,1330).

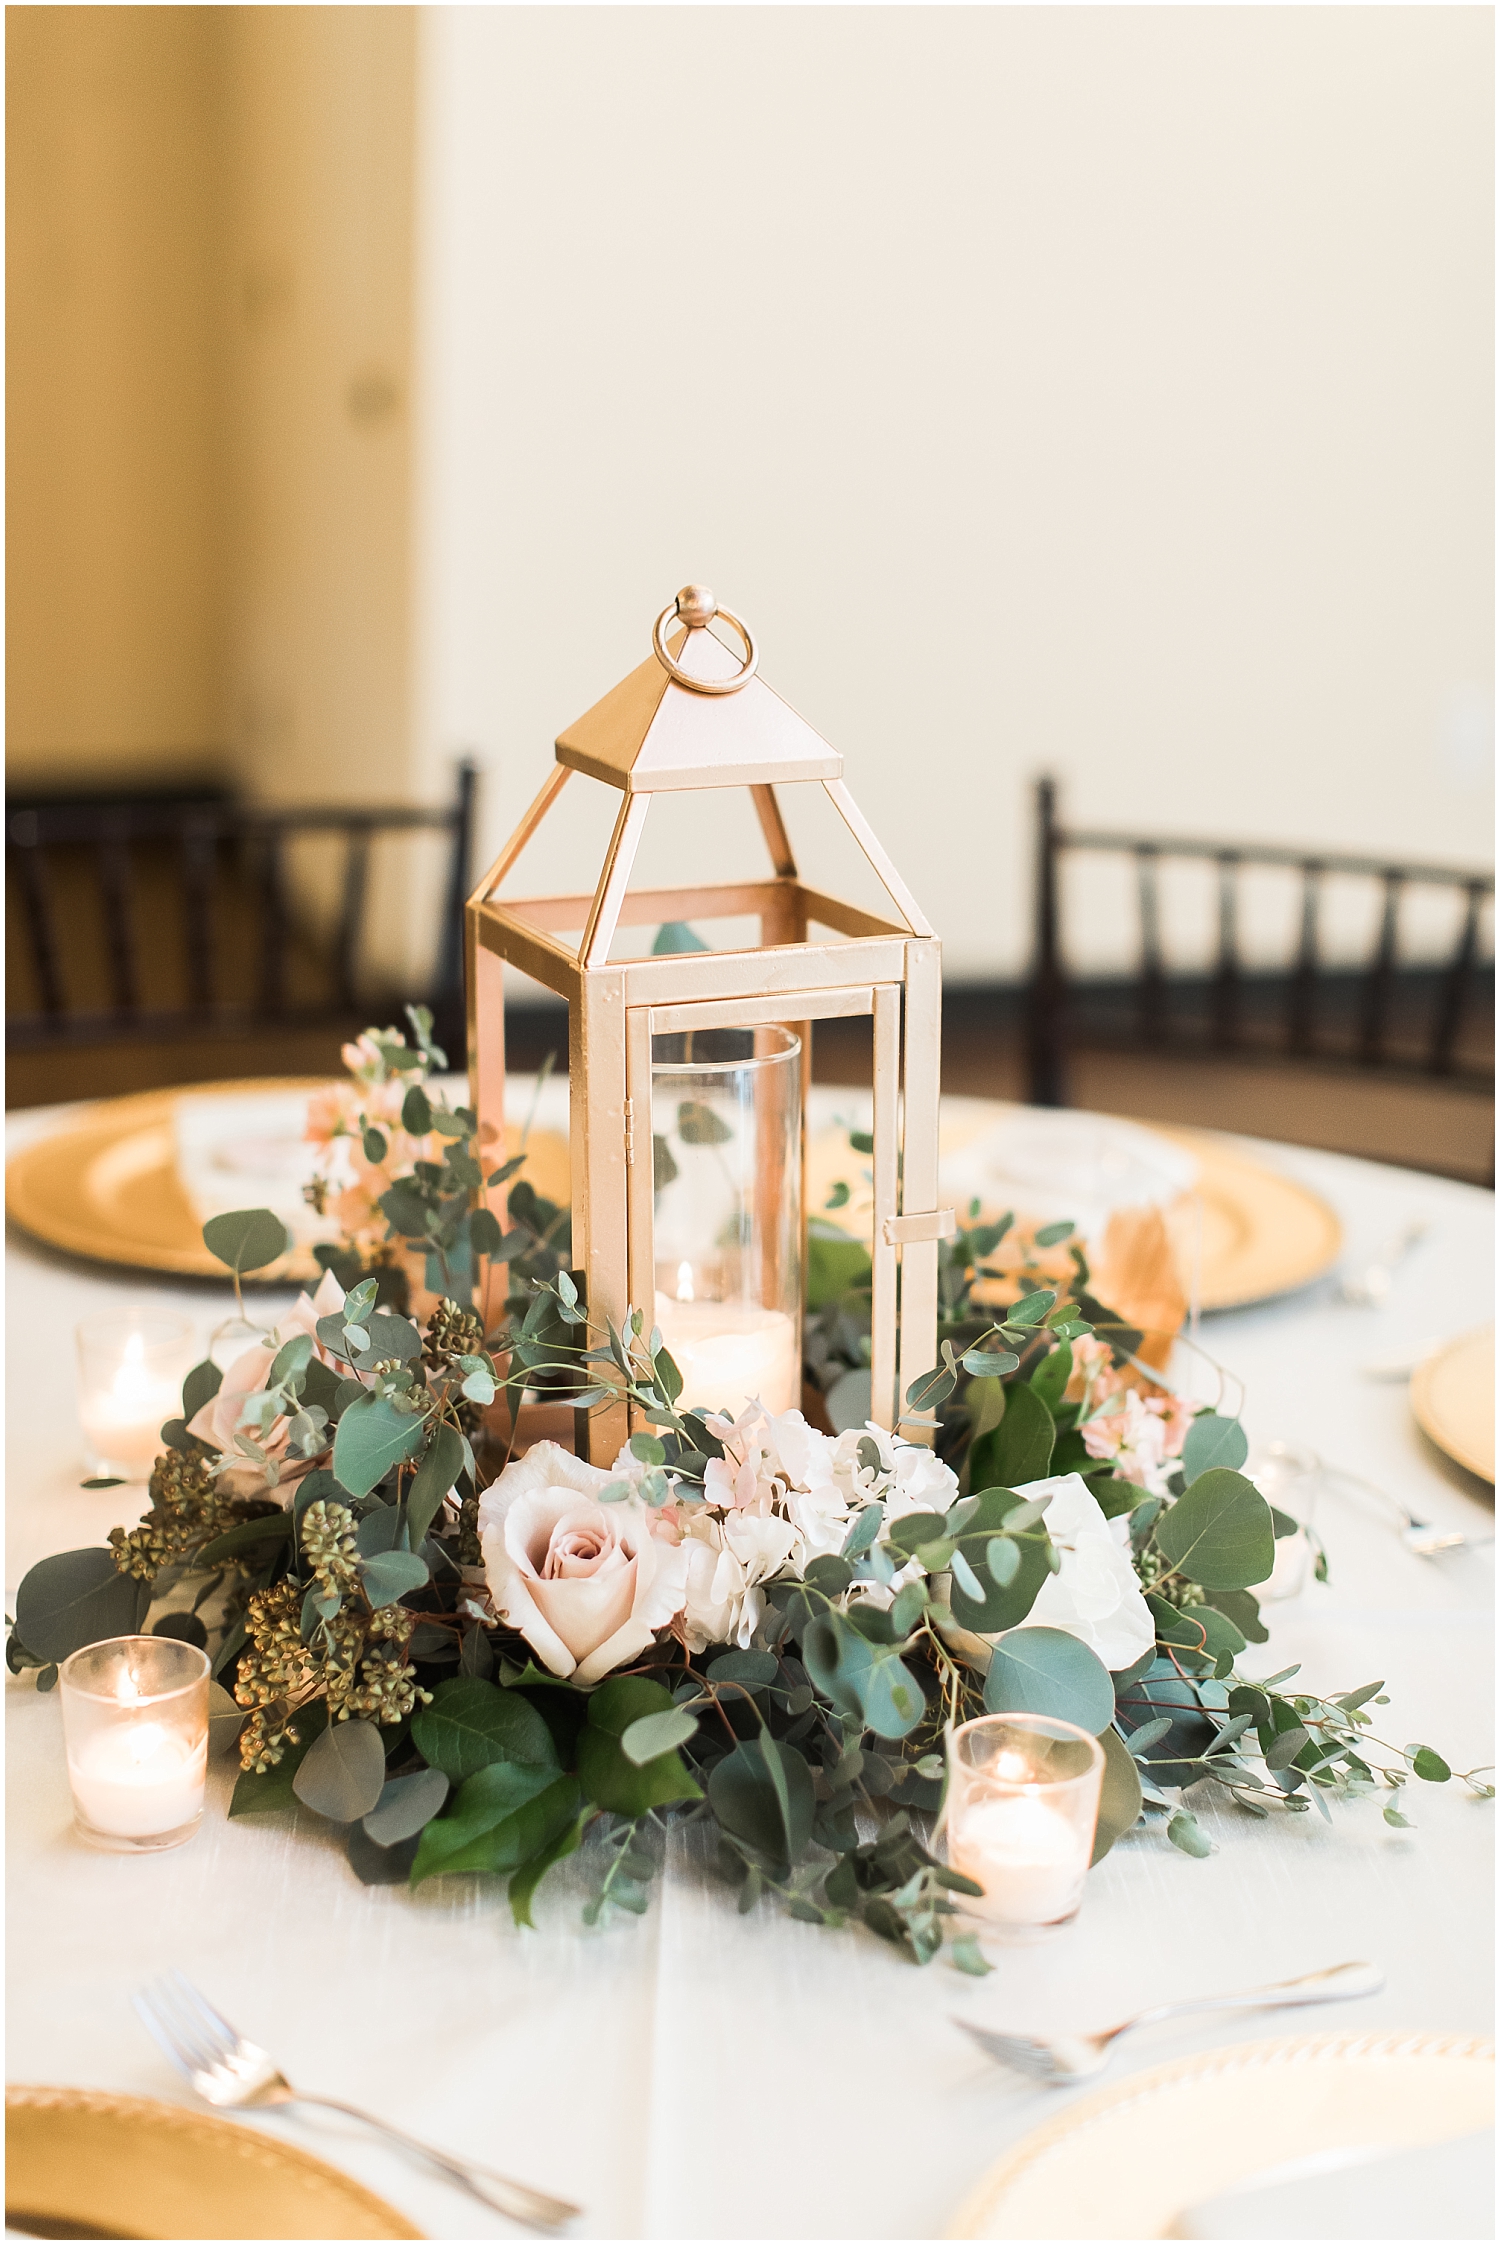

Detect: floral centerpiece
10,1012,1487,1968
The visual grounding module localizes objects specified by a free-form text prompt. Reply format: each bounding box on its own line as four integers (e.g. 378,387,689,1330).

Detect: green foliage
708,1739,815,1872
14,1549,149,1663
983,1626,1115,1734
411,1677,559,1784
577,1677,703,1816
293,1718,387,1822
363,1768,450,1845
1092,1724,1145,1863
332,1392,427,1502
412,1764,581,1884
1153,1470,1275,1589
969,1382,1054,1490
203,1209,291,1278
1180,1413,1249,1482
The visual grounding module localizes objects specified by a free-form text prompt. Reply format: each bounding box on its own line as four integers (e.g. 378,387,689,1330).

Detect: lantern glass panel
649,1024,802,1418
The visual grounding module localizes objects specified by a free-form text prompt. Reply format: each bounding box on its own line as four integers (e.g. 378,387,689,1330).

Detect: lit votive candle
653,1272,801,1417
59,1636,210,1851
76,1307,196,1481
945,1714,1105,1932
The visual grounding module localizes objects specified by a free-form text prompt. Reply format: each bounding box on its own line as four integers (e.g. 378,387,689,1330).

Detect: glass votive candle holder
59,1635,210,1852
946,1714,1105,1933
76,1307,196,1480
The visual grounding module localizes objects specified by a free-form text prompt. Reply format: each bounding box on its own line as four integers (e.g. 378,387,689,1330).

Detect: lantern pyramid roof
555,614,843,794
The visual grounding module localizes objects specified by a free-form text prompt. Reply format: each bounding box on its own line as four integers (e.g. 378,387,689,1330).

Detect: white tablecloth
6,1102,1493,2240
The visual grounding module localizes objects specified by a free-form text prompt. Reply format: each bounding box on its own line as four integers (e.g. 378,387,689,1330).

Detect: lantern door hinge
882,1207,958,1247
624,1097,635,1165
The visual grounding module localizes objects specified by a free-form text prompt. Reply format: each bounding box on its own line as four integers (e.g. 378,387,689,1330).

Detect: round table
6,1098,1493,2240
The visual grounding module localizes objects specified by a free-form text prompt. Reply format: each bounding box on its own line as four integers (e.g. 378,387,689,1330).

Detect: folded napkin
1171,2127,1494,2240
174,1088,340,1247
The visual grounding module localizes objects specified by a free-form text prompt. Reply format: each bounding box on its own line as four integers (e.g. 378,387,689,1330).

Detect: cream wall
223,5,416,817
412,4,1494,983
6,6,226,784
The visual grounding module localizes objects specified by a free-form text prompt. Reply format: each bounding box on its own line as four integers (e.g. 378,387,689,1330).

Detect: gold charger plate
5,1081,570,1286
5,2085,421,2241
946,2029,1494,2241
1156,1127,1343,1312
806,1107,1342,1314
1412,1324,1495,1482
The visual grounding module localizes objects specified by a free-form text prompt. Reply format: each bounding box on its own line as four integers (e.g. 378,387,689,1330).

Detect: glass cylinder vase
59,1635,210,1852
649,1023,802,1418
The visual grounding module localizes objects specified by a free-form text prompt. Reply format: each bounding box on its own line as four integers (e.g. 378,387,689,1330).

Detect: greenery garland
10,1010,1489,1968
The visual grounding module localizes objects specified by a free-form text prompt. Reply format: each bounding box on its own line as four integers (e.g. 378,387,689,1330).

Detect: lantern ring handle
651,601,758,695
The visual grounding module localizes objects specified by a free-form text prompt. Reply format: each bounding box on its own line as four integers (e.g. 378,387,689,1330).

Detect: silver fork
134,1972,579,2230
955,1959,1383,2086
1324,1464,1494,1559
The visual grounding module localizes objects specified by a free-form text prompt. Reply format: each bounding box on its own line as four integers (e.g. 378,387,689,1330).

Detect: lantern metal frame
466,588,954,1466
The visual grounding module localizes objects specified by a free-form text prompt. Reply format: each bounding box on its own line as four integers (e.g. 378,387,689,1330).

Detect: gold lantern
466,585,954,1465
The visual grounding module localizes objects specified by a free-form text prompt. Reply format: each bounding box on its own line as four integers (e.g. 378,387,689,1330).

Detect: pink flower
478,1442,689,1684
188,1269,346,1495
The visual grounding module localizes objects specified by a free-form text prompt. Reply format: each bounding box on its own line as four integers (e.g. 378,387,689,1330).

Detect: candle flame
115,1668,143,1706
113,1329,153,1406
676,1262,695,1303
996,1751,1031,1781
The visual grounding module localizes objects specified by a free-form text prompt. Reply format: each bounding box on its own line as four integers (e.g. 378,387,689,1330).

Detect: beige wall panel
6,5,226,783
413,6,1493,984
223,5,423,974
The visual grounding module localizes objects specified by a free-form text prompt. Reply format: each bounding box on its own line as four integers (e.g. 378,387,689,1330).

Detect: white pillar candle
653,1289,800,1418
76,1314,195,1480
67,1721,208,1841
948,1790,1090,1927
78,1336,184,1477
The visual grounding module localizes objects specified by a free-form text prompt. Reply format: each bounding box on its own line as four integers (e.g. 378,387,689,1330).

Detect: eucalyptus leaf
983,1625,1115,1735
1153,1470,1275,1590
1091,1723,1145,1864
359,1550,430,1607
202,1208,289,1278
14,1549,150,1663
181,1358,223,1421
407,1421,464,1549
621,1708,699,1765
969,1382,1054,1490
1181,1413,1249,1483
362,1767,451,1845
292,1718,386,1822
332,1391,427,1501
708,1738,814,1869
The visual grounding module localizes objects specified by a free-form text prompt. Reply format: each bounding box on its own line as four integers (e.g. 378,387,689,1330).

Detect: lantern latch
882,1208,958,1247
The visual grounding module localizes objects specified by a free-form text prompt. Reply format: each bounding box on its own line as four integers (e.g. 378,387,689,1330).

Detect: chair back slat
179,816,219,1012
96,826,140,1014
1135,845,1165,1043
1025,776,1067,1105
257,830,289,1017
8,817,66,1017
1286,860,1322,1055
1430,881,1485,1075
1213,852,1241,1049
334,832,371,1009
1359,870,1404,1065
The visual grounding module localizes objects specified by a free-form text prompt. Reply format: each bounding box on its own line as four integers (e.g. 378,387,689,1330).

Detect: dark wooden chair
1026,776,1494,1107
6,762,476,1066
